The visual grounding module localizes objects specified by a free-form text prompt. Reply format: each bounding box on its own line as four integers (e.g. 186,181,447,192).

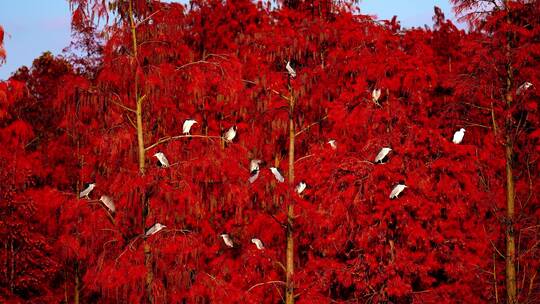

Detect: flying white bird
220,234,234,248
270,167,285,183
251,238,265,250
224,126,237,142
452,128,466,144
286,61,296,78
296,182,306,194
374,147,392,164
516,82,533,95
389,183,407,199
145,223,166,236
328,140,337,150
99,195,115,213
153,152,170,168
182,119,197,135
372,88,382,103
79,183,95,199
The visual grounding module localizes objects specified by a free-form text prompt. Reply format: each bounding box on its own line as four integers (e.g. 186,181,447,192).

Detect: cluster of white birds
79,183,116,213
220,233,265,250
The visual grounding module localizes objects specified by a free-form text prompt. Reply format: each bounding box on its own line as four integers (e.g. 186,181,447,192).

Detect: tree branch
247,280,286,292
145,134,223,151
295,115,328,136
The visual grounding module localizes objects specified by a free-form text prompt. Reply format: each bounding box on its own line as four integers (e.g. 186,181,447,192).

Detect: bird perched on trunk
145,223,166,237
452,128,465,144
153,152,170,168
286,61,296,78
224,126,237,142
251,238,265,250
79,183,95,199
389,182,407,199
99,195,115,213
220,234,234,248
374,147,392,164
270,167,285,183
182,119,197,135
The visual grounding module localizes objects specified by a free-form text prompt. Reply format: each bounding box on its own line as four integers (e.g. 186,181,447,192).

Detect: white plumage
153,152,170,167
372,88,382,103
389,184,407,199
516,82,533,95
99,195,115,213
182,119,197,135
270,167,285,183
224,126,237,142
248,170,260,184
145,223,166,236
79,183,95,199
374,147,392,164
452,128,466,144
220,234,234,248
251,238,265,250
250,159,262,174
296,182,306,194
328,140,337,150
286,61,296,78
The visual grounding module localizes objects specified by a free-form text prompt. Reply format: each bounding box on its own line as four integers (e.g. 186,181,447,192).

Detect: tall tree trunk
286,91,295,304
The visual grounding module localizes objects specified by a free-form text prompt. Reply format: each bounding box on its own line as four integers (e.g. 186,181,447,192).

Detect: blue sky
0,0,459,80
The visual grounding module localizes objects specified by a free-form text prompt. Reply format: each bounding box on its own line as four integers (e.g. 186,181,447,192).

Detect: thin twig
295,115,328,136
145,134,223,151
247,280,286,292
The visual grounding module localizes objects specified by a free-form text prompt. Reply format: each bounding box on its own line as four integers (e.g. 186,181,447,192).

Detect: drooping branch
144,134,223,151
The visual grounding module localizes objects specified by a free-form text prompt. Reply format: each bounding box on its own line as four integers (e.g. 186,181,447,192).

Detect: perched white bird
374,147,392,164
99,195,115,213
270,167,285,183
328,140,337,150
516,82,533,95
389,183,407,199
452,128,466,144
220,234,234,248
153,152,170,168
250,159,263,174
372,88,382,103
182,119,197,135
249,170,260,184
296,182,306,194
286,61,296,78
224,126,237,142
145,223,166,236
79,183,95,199
251,238,265,250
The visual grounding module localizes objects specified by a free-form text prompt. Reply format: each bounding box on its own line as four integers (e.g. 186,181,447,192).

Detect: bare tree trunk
74,262,80,304
286,92,295,304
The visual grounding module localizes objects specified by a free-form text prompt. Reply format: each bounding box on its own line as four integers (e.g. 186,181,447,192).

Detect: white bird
270,167,285,183
251,238,265,250
182,119,197,135
295,182,306,194
224,126,237,142
250,159,263,174
452,128,466,144
99,195,115,213
145,223,166,236
249,170,260,184
286,61,296,78
516,82,533,95
79,183,95,199
389,183,407,199
328,140,337,150
153,152,170,167
374,147,392,164
220,234,234,248
372,88,382,103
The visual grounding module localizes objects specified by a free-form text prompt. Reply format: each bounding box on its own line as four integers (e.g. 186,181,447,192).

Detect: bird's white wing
100,195,115,212
286,61,296,77
452,131,464,144
271,168,285,182
79,184,94,198
249,170,260,184
389,185,402,199
160,154,170,167
374,149,387,163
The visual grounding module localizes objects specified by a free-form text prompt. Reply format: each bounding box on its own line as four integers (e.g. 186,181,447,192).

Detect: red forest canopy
0,0,539,303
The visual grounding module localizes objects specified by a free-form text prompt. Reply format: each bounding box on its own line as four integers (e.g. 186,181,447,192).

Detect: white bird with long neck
286,61,296,78
251,238,265,250
270,167,285,183
452,128,465,144
224,126,237,142
145,223,166,237
389,183,407,199
374,147,392,164
182,119,197,135
79,183,95,199
99,195,115,213
220,234,234,248
153,152,170,168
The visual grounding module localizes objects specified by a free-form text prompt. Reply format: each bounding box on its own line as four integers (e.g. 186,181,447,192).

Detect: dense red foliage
1,1,539,303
